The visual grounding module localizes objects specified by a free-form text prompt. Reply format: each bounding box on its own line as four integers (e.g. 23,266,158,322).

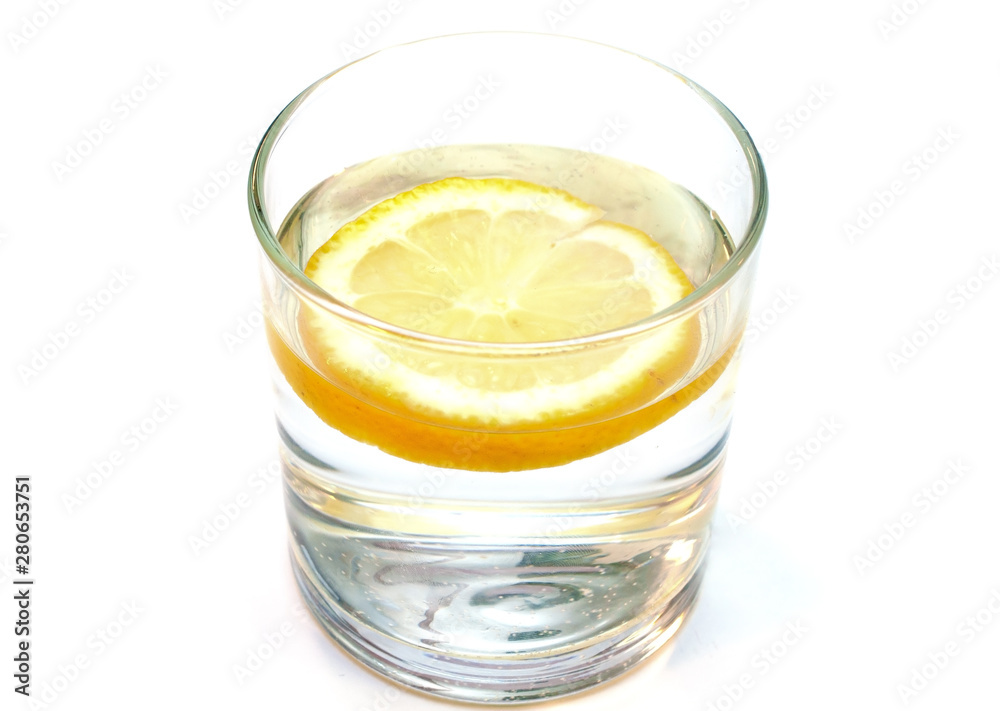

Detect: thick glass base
291,546,703,704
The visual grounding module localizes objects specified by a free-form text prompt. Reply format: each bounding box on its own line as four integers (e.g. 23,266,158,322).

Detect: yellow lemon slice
269,177,725,471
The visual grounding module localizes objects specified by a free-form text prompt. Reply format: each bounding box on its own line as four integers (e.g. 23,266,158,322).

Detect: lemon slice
270,177,718,470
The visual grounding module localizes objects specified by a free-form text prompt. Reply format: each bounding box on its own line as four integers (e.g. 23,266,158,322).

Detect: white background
2,0,999,709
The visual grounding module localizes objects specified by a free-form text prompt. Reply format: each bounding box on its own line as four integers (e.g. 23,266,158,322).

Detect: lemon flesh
301,178,697,425
269,176,716,469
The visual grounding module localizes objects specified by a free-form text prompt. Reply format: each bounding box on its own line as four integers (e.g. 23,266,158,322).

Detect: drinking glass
248,32,767,704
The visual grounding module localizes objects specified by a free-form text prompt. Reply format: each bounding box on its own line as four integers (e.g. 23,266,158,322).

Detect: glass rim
248,31,768,354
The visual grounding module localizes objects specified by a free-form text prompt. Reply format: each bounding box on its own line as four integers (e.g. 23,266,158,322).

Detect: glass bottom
292,546,703,704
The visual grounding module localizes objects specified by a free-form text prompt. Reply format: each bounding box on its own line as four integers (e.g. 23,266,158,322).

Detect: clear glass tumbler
249,32,766,704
